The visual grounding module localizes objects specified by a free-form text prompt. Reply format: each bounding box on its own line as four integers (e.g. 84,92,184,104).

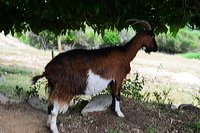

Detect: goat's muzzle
144,45,158,54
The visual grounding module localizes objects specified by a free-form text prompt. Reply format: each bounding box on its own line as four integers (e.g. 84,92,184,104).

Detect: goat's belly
84,69,112,95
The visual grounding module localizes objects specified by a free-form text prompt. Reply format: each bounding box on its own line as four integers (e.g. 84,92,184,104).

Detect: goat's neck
125,35,144,62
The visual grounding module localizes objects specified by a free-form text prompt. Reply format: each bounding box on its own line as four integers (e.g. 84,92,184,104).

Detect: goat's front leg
114,92,124,117
111,81,125,117
110,81,115,110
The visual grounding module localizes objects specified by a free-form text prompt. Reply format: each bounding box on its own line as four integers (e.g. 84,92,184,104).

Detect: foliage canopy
0,0,200,35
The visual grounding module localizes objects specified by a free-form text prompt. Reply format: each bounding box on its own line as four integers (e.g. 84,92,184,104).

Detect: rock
0,92,10,104
178,104,200,112
81,94,112,116
0,92,24,104
9,99,24,104
178,104,200,114
28,96,48,111
169,104,177,110
164,104,178,111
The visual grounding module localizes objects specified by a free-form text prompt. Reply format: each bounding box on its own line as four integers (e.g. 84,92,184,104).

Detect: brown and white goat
32,19,158,133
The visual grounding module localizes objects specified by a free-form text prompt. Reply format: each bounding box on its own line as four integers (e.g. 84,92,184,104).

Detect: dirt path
0,102,49,133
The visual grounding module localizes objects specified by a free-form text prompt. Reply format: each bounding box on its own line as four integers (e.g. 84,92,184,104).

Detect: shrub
118,28,135,44
14,32,29,44
102,30,119,46
26,81,42,99
152,89,172,104
179,39,197,53
26,31,57,49
64,28,102,49
14,86,24,98
157,28,198,54
101,73,145,101
121,74,145,100
157,34,180,54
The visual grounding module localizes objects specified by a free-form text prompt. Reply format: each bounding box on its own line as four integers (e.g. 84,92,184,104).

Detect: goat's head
126,19,158,54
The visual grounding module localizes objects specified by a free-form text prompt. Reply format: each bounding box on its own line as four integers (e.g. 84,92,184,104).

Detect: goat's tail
32,72,46,85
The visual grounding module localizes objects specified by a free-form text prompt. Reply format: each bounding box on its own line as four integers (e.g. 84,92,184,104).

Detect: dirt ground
0,102,48,133
0,98,199,133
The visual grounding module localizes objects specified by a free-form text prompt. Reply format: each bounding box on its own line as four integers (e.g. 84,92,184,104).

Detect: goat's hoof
51,129,60,133
50,126,60,133
118,114,125,118
117,111,125,118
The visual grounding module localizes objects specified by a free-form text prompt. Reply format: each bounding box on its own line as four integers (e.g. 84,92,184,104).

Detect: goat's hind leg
47,101,60,133
47,104,53,128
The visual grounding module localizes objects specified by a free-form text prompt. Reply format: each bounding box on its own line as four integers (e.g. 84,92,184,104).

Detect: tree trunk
57,36,62,53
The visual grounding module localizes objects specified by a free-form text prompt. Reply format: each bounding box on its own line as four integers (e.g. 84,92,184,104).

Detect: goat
32,19,158,133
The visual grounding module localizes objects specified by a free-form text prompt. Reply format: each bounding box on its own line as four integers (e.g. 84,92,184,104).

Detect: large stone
178,104,200,111
81,94,112,116
28,96,48,112
170,104,178,110
166,104,177,110
0,92,9,104
0,92,23,104
9,99,24,104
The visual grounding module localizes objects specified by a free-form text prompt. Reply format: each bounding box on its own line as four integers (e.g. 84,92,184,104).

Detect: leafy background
0,0,200,35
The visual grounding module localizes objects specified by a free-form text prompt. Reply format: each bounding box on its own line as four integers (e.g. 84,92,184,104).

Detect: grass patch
178,52,200,60
145,125,159,133
188,120,200,132
0,65,42,99
0,65,40,75
107,129,123,133
142,84,200,107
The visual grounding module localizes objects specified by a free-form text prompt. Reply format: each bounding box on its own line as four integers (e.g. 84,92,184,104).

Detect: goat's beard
144,47,151,54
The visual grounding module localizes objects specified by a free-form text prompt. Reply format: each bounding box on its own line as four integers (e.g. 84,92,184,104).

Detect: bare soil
0,102,48,133
0,98,199,133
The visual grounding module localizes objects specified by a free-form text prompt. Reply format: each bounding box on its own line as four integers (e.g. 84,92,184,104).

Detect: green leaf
93,3,100,14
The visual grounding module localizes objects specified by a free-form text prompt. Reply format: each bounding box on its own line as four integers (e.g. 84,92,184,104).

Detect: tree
0,0,199,36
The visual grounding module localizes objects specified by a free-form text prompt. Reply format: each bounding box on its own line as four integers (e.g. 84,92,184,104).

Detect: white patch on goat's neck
85,69,112,95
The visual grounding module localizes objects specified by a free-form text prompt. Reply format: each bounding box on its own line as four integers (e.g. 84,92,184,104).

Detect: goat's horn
126,19,152,31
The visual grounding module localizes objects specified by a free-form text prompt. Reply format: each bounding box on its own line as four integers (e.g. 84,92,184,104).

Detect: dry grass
133,51,200,74
0,43,57,70
130,51,200,106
